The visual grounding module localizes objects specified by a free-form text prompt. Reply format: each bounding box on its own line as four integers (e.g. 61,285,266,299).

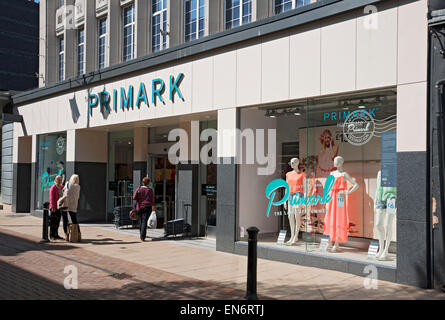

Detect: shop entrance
148,154,176,227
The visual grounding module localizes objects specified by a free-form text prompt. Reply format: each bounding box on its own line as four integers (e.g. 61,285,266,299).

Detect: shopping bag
148,211,157,229
67,223,81,242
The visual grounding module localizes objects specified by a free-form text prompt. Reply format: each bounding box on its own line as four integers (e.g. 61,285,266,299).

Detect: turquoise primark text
265,175,335,217
88,73,184,116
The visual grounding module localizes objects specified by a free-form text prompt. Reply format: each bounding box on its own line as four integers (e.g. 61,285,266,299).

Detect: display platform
258,235,396,268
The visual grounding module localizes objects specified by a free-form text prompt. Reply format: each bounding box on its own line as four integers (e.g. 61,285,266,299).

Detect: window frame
122,3,136,62
184,0,207,43
151,0,169,52
77,27,85,76
274,0,312,15
224,0,253,30
98,17,107,70
58,36,65,82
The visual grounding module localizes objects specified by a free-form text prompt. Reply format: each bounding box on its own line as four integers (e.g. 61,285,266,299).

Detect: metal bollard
40,202,50,243
245,226,259,300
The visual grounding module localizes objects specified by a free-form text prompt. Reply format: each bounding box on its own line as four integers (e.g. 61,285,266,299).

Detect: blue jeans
139,208,150,240
61,211,79,234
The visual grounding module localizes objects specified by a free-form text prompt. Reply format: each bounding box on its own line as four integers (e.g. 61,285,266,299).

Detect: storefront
10,0,434,288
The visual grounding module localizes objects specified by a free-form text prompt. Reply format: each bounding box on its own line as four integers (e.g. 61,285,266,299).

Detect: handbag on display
148,211,157,228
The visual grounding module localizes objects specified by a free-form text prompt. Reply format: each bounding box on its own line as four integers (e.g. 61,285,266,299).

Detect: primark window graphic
265,106,397,218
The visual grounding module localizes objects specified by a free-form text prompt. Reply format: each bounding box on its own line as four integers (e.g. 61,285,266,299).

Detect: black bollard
40,202,50,243
245,226,259,300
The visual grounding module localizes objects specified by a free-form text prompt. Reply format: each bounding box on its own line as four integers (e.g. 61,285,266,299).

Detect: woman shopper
133,177,155,242
61,174,81,240
49,175,64,240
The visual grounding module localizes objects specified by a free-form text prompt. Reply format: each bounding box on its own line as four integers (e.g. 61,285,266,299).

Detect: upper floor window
225,0,252,30
58,37,65,81
275,0,311,14
184,0,205,42
152,0,168,52
77,28,85,75
98,17,107,69
122,4,135,62
57,0,65,9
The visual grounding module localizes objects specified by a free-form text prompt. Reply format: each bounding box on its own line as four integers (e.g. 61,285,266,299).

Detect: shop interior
103,113,218,238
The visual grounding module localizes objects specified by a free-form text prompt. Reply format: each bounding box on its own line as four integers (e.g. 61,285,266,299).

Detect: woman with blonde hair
61,174,81,239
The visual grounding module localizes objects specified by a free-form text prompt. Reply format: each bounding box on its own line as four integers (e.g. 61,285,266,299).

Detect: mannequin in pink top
284,158,306,245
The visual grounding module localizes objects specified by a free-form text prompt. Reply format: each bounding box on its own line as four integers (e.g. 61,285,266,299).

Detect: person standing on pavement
61,174,81,239
133,177,155,242
49,175,64,240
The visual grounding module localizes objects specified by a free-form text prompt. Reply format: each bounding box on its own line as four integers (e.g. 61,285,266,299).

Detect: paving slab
0,211,444,300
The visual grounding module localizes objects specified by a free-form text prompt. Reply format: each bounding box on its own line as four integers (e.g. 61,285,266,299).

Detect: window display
36,132,67,210
239,89,397,264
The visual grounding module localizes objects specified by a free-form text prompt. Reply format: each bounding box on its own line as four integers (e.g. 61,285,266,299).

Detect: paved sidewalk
0,211,444,300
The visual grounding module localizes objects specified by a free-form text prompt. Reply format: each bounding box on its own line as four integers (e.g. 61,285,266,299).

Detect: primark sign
88,73,184,116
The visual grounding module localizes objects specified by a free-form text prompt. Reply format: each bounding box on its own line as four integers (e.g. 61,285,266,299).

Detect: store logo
265,175,335,217
56,137,66,155
342,109,375,146
88,73,184,116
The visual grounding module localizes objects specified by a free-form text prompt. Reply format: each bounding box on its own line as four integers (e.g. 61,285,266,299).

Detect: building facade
0,0,39,205
10,0,440,288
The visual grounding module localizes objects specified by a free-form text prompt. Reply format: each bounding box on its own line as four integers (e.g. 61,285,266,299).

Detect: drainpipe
435,79,445,290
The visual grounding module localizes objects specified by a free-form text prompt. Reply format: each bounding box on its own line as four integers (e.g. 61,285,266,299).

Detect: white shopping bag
148,211,157,229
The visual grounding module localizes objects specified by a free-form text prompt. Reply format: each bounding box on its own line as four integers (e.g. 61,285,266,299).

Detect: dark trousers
49,209,61,237
61,211,80,234
139,208,150,240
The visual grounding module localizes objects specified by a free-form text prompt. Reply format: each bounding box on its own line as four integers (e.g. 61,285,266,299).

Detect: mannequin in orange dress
284,158,306,245
323,156,358,252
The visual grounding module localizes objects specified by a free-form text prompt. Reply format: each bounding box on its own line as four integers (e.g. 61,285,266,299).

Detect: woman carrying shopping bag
132,177,155,242
60,174,81,241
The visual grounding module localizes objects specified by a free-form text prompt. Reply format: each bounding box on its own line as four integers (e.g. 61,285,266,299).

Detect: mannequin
323,156,358,252
374,170,397,260
284,158,306,245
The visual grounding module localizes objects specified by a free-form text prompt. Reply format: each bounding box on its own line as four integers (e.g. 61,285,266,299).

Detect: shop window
239,89,397,264
35,133,67,210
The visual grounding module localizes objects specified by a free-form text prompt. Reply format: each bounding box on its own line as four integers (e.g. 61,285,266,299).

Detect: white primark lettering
180,304,214,318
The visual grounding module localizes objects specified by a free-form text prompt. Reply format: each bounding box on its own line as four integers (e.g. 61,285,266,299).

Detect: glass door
149,154,176,227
